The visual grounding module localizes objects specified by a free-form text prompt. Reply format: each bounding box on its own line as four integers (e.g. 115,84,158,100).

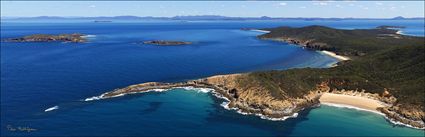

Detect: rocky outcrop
91,73,424,129
202,74,324,119
258,37,339,54
2,33,87,43
86,25,424,129
378,107,425,129
143,40,192,46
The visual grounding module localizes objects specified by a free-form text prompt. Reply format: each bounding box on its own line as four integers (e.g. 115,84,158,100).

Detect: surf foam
82,86,298,122
44,106,59,112
321,102,425,129
250,29,271,33
83,87,213,102
82,35,96,38
321,102,385,116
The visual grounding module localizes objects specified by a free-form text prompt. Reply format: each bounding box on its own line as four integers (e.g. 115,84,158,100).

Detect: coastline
319,95,425,130
255,35,351,61
319,93,386,112
76,27,424,130
79,78,425,130
319,50,350,61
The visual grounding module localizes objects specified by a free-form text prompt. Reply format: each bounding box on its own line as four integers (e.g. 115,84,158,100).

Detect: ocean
1,19,424,136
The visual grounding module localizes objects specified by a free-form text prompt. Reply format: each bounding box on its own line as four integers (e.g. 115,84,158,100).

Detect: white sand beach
319,93,385,112
321,50,350,61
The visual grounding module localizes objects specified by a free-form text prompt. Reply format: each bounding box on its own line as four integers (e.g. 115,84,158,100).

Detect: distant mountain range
1,15,424,21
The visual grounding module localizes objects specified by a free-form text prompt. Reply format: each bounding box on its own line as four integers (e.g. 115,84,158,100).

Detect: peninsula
2,33,87,43
87,26,425,129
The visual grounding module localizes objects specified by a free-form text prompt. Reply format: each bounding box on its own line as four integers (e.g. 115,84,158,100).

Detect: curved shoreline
319,93,387,112
79,26,423,129
257,38,351,62
83,78,425,129
320,103,425,130
319,50,350,61
82,83,424,130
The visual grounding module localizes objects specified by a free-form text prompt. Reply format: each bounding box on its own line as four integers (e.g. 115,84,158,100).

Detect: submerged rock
143,40,192,46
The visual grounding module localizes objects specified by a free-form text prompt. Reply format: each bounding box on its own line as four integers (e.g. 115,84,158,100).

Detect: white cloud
375,2,383,5
89,5,96,8
335,4,342,8
299,6,307,9
279,2,287,6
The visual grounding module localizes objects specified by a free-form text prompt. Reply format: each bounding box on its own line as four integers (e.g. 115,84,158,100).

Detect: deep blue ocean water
1,20,424,136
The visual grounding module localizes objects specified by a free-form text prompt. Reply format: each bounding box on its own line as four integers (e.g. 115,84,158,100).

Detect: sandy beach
319,93,385,112
320,50,350,61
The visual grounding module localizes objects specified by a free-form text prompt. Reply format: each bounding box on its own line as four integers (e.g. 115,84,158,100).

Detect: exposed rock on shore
256,25,421,56
92,75,424,129
88,25,424,129
378,105,425,129
95,74,325,120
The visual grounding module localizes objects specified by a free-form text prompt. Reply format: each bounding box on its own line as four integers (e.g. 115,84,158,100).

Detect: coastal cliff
90,72,424,128
89,26,424,129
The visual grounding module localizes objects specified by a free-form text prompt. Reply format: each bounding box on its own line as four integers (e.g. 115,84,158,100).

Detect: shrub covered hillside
258,25,424,56
241,26,425,110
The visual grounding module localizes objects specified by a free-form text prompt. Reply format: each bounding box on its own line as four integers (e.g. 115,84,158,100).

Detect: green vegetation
4,33,86,43
243,26,424,109
259,25,423,56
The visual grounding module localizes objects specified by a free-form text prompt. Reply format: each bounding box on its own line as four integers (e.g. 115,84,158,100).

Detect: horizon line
2,15,424,19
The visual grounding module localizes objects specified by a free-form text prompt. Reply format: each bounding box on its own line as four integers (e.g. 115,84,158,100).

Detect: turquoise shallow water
13,89,423,136
291,105,424,136
1,20,424,136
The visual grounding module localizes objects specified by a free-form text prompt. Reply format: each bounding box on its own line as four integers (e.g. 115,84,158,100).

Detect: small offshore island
2,33,87,43
88,25,425,129
143,40,192,46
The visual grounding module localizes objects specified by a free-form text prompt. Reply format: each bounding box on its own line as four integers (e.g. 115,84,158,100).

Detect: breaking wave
44,106,59,112
321,103,424,129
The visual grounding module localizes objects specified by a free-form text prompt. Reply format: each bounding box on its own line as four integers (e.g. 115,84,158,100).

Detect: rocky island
143,40,192,46
2,33,87,43
87,26,425,129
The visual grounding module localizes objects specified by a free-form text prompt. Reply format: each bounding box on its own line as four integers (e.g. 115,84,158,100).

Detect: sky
1,1,424,18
